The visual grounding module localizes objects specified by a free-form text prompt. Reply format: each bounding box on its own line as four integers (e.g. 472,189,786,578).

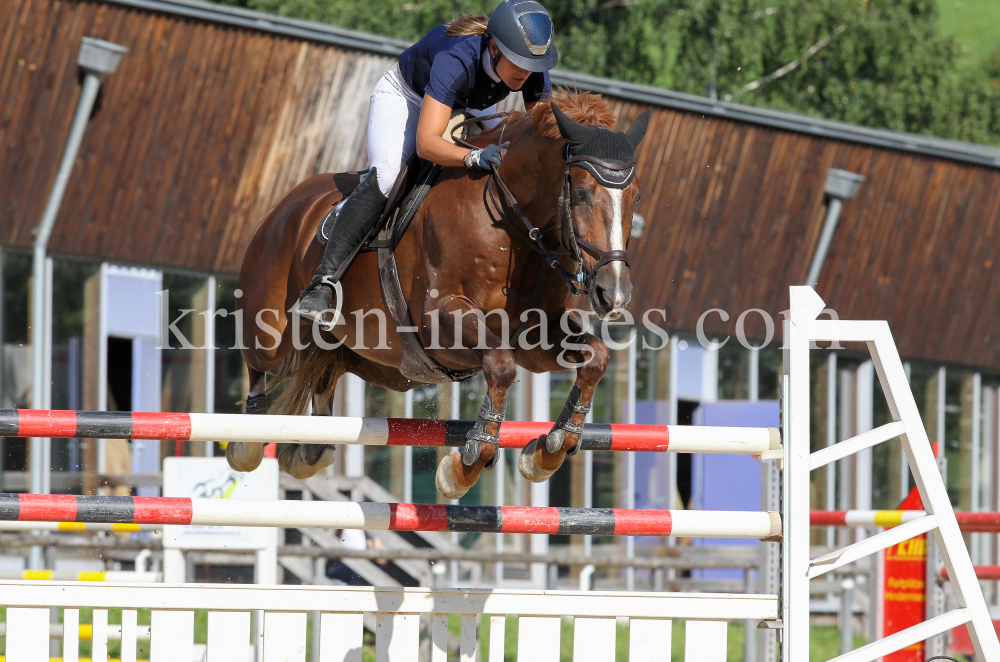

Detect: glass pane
908,362,940,446
549,369,575,421
757,343,782,401
456,375,487,509
412,384,442,505
871,368,903,509
980,383,996,513
161,273,211,416
977,382,996,565
50,257,100,474
637,326,670,403
1,251,31,401
832,361,857,512
1,251,31,472
810,351,832,538
214,277,246,416
364,385,405,497
718,342,748,400
945,368,975,510
459,373,487,420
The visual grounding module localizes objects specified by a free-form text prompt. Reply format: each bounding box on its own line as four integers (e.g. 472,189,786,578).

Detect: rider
297,0,559,322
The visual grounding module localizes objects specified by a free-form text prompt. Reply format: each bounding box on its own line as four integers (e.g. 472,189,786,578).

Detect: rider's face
490,41,532,90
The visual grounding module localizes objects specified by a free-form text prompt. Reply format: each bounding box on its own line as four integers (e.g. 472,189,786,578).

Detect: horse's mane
487,90,617,143
530,89,618,137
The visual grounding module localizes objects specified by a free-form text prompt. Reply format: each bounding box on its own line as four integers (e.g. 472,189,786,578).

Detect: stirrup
462,394,506,468
245,394,266,415
545,384,591,454
297,277,342,332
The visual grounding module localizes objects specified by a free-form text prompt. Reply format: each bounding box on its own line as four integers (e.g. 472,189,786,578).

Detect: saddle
313,155,432,251
314,114,485,385
315,111,486,250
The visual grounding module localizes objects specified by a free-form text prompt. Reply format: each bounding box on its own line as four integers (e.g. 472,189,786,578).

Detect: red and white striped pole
940,566,1000,581
0,409,779,455
812,510,1000,533
0,494,783,539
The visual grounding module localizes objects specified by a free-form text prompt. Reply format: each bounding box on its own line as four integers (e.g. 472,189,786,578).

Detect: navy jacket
398,24,551,110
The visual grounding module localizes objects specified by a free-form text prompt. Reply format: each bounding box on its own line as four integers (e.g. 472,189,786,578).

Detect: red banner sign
883,487,926,662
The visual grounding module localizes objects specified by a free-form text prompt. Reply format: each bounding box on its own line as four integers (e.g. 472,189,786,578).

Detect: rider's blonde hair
445,15,489,36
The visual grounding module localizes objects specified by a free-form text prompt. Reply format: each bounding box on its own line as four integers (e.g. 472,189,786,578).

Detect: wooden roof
3,0,1000,370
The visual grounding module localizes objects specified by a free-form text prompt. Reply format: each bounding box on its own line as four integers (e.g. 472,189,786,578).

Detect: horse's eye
574,187,590,205
634,192,642,205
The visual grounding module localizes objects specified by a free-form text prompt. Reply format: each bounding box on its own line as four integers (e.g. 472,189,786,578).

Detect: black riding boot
298,169,387,324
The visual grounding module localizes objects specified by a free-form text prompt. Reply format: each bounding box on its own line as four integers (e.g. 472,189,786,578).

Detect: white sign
162,457,278,551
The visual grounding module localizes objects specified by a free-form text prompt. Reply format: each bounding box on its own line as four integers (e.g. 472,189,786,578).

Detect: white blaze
607,188,625,307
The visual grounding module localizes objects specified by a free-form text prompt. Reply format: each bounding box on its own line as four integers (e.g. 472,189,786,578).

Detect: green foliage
937,0,1000,68
211,0,1000,146
213,0,495,38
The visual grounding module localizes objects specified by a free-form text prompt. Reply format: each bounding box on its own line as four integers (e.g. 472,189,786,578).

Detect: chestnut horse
227,91,649,498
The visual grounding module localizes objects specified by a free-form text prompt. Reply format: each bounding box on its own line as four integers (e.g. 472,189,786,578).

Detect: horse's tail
266,342,345,416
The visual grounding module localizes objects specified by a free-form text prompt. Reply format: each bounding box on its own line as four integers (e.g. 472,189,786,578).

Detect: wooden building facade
4,0,1000,369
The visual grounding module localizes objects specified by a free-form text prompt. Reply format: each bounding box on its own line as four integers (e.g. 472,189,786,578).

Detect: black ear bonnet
551,105,651,189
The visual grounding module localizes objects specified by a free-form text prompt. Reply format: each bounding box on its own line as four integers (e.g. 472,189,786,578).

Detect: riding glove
464,142,509,170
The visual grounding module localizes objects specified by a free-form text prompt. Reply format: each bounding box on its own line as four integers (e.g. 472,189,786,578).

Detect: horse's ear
552,103,596,148
625,109,652,150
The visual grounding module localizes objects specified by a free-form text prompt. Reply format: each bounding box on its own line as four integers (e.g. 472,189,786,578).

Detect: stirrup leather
462,394,506,468
545,383,591,454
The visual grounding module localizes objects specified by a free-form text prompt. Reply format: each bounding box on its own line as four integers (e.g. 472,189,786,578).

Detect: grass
0,607,893,661
936,0,1000,66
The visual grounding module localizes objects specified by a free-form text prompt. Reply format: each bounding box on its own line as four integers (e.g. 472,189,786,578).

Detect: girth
374,159,480,385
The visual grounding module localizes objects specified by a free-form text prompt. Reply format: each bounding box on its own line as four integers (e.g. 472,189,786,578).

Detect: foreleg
434,300,517,498
515,319,609,482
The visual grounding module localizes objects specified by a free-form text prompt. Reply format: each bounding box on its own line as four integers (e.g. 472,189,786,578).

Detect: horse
227,90,649,499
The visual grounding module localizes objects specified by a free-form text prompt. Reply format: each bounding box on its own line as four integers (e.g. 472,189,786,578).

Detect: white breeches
367,63,499,196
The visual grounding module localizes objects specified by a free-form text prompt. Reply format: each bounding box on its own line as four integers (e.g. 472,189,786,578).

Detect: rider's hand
464,142,509,170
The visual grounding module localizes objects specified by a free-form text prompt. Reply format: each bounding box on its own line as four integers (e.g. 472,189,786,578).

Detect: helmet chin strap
488,41,503,78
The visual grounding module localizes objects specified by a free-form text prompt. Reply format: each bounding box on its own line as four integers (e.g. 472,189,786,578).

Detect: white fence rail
3,582,778,662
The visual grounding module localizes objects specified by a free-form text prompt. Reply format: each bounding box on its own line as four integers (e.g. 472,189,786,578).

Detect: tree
211,0,1000,146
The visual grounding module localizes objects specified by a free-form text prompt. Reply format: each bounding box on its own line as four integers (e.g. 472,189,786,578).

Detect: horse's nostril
595,285,613,309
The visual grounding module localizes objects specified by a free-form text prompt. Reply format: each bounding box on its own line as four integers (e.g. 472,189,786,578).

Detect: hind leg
226,367,269,472
277,359,344,479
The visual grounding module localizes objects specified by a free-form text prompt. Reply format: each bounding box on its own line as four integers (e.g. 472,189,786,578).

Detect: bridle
452,114,632,297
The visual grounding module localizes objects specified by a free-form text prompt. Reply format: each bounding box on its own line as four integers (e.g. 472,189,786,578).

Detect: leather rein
451,113,633,297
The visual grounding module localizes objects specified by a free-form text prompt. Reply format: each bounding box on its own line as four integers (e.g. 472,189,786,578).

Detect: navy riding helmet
487,0,559,72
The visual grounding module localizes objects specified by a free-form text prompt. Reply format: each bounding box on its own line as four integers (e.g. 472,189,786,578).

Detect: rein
451,114,633,297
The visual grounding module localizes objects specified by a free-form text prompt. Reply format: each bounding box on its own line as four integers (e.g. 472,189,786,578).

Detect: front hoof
436,452,470,499
278,444,336,479
518,438,555,483
226,442,265,472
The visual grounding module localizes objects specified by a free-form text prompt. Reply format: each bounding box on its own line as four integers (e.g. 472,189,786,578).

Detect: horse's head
550,103,650,321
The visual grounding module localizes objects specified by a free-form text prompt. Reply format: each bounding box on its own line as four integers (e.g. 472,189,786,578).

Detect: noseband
452,114,633,297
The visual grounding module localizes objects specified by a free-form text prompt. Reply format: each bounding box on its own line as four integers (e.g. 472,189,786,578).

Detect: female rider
297,0,559,322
